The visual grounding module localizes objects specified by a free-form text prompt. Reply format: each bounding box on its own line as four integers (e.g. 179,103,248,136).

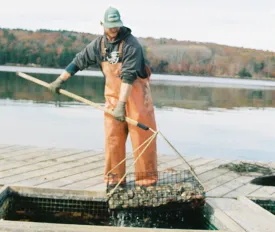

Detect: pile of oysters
108,182,205,209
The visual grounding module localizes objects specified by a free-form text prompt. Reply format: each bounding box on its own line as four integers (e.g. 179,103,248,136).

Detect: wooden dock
1,144,275,231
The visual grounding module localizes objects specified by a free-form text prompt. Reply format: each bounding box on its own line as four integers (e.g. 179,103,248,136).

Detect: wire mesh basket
107,170,205,210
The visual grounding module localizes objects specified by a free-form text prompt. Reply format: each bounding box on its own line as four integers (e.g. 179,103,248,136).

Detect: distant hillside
1,28,275,79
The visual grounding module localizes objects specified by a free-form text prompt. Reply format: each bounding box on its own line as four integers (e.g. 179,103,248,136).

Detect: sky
1,0,275,51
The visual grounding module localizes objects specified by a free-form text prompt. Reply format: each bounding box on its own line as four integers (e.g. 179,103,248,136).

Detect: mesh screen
0,193,10,219
0,191,216,229
2,193,108,225
252,199,275,215
107,170,205,209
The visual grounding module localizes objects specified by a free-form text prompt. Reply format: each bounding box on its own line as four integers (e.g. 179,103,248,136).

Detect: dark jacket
65,27,148,84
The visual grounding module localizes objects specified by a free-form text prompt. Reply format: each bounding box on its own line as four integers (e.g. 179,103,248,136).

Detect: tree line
1,28,275,79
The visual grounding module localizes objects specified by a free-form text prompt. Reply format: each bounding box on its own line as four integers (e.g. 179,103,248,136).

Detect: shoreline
1,65,275,90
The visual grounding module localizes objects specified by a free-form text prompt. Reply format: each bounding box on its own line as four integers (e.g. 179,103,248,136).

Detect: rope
107,131,158,198
106,132,158,176
158,131,205,191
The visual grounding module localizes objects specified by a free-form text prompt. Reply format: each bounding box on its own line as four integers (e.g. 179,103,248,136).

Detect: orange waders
102,42,158,186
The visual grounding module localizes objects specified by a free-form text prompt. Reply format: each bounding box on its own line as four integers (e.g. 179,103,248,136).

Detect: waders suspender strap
101,38,124,59
101,38,106,58
118,40,124,58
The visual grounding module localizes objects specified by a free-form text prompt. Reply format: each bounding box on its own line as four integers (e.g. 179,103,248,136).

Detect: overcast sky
1,0,275,51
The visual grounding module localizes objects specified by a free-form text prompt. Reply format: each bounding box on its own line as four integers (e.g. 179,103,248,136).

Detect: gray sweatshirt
65,27,148,84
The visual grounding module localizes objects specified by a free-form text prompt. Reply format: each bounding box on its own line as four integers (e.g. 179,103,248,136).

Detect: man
49,6,158,186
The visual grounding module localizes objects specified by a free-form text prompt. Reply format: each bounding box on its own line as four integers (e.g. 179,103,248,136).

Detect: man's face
104,27,120,40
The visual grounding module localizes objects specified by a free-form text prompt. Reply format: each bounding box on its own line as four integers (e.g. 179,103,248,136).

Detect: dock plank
207,197,275,232
62,176,104,190
8,148,66,161
223,183,261,198
0,150,101,179
0,149,62,170
189,157,217,169
204,171,240,192
154,156,200,171
86,182,107,191
198,168,230,183
0,144,15,149
157,157,188,170
157,154,177,161
194,159,232,176
0,149,90,173
37,168,105,188
0,145,30,155
206,176,255,197
0,147,47,162
248,186,275,197
0,152,105,185
172,157,215,171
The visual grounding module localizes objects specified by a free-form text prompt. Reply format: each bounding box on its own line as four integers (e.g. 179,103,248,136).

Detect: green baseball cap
103,7,123,28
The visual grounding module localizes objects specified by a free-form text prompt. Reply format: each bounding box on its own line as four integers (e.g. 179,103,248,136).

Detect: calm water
1,69,275,162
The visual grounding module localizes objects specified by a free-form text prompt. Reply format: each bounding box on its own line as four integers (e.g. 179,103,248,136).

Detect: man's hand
48,76,64,93
48,71,71,94
113,101,126,122
112,83,132,122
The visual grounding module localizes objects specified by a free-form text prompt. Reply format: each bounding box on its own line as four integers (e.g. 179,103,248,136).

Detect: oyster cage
107,170,205,210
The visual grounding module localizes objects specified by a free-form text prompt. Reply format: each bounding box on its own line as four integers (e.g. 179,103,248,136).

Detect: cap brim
103,21,123,28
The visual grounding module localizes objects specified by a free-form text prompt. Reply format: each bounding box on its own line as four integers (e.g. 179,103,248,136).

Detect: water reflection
1,71,275,161
1,71,275,109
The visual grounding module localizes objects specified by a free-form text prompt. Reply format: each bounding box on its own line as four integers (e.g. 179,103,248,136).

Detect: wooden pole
16,72,155,132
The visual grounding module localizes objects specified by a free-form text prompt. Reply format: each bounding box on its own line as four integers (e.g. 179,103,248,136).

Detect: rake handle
16,72,150,131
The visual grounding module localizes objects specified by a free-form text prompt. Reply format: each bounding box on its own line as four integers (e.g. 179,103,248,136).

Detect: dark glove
48,77,64,93
113,101,126,122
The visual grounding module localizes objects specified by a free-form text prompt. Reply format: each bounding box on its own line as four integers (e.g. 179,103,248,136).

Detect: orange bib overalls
101,39,158,186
